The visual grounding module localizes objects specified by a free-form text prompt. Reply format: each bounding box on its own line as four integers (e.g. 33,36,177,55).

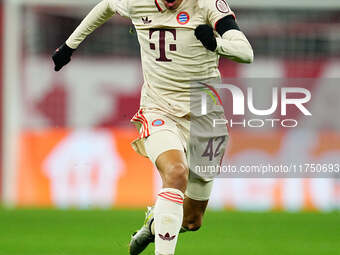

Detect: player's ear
215,15,240,36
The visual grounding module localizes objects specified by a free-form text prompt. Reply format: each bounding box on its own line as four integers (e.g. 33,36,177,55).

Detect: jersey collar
154,0,167,12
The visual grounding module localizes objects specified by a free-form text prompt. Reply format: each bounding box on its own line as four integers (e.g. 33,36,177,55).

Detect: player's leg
152,149,188,255
149,179,212,234
179,109,228,232
181,174,213,232
155,149,188,193
129,155,213,255
129,129,187,255
182,197,208,232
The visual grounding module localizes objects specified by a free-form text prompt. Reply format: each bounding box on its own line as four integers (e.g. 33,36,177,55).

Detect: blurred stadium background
0,0,340,254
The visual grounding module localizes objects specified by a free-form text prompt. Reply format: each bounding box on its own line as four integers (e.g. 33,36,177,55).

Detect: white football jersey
67,0,236,116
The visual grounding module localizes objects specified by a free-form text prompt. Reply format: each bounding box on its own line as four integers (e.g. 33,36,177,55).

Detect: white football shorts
131,108,229,201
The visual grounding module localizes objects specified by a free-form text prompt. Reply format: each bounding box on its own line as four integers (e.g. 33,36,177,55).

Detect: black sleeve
215,15,240,36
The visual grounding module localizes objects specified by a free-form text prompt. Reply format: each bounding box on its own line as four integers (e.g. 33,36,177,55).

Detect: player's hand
194,24,217,52
52,43,75,71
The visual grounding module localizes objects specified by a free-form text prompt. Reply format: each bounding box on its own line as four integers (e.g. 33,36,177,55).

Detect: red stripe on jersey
132,113,147,138
154,0,163,12
132,109,150,138
139,110,150,137
132,117,145,138
134,116,146,138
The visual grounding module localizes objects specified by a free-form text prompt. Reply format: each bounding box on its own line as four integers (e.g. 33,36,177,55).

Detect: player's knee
164,162,188,191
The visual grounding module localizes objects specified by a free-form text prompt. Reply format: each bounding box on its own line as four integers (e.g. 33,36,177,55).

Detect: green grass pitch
0,208,339,255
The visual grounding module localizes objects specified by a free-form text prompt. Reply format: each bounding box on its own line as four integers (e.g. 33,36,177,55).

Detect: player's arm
215,16,253,63
52,0,118,71
195,0,253,64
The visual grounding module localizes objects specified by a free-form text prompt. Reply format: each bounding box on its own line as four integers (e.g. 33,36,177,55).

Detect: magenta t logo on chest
149,28,177,62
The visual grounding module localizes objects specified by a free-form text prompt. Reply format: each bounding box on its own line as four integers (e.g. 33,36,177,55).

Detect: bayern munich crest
216,0,230,13
152,119,165,126
176,12,190,25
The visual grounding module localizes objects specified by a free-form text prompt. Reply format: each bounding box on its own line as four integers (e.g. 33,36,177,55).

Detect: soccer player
52,0,253,254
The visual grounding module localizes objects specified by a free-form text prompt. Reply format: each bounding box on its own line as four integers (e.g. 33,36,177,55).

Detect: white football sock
151,219,188,235
154,188,184,255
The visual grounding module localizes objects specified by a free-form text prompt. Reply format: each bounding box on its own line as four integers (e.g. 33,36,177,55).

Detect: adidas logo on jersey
142,16,152,24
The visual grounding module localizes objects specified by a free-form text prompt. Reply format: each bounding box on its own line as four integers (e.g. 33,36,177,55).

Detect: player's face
162,0,184,10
